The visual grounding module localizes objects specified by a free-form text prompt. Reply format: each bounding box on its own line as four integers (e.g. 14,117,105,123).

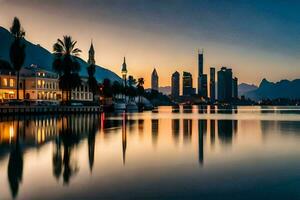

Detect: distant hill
238,83,258,96
244,78,300,100
0,26,121,83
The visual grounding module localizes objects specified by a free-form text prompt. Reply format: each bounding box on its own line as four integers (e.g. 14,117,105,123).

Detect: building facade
171,71,180,99
21,67,61,101
182,71,195,96
0,65,94,102
217,67,233,103
197,49,208,99
71,78,93,101
151,68,159,92
210,67,216,103
232,77,238,100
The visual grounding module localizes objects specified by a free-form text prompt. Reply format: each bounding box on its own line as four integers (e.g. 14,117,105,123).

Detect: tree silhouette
112,81,123,100
7,120,23,199
9,17,26,100
52,36,82,103
127,75,137,102
137,78,145,104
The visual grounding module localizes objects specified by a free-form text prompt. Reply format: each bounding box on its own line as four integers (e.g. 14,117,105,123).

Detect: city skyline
0,0,299,88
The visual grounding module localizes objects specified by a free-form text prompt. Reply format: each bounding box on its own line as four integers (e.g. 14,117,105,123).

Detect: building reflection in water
172,119,180,145
217,120,237,146
198,119,207,166
210,120,216,149
88,115,99,172
122,113,127,165
138,119,144,135
51,114,100,184
151,119,159,146
183,119,192,143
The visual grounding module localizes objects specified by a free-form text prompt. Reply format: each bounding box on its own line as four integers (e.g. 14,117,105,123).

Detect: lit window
9,79,15,87
38,80,41,87
3,78,8,86
42,80,45,87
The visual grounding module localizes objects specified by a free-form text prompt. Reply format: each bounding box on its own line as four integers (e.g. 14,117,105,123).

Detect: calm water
1,106,300,200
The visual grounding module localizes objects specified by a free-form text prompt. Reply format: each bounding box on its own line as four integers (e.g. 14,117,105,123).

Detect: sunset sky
0,0,299,87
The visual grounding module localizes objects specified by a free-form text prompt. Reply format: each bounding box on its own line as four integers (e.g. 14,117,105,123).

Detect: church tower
121,57,128,86
88,41,96,65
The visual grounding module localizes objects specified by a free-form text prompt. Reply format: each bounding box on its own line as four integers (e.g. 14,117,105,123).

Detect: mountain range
244,79,300,100
0,26,121,82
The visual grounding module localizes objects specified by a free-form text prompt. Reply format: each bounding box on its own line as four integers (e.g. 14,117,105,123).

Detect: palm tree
127,75,137,102
112,81,122,100
53,36,82,103
87,64,98,101
9,17,26,100
137,78,145,104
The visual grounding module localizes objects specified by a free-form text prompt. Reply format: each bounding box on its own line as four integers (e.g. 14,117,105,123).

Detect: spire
88,40,95,65
152,68,158,77
121,56,127,73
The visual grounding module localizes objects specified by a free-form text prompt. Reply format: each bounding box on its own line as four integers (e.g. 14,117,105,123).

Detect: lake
1,106,300,200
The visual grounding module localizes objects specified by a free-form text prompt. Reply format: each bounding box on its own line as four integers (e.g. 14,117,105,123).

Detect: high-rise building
217,67,233,103
88,41,95,65
151,68,159,91
210,67,216,103
198,50,203,77
197,49,208,98
171,71,180,99
232,77,238,99
183,71,194,96
199,75,208,98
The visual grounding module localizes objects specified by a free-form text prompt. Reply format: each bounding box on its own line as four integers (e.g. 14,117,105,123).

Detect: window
42,80,45,88
9,79,15,87
38,80,42,87
3,78,8,87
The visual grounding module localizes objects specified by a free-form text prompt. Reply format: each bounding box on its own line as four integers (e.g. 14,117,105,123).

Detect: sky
0,0,299,87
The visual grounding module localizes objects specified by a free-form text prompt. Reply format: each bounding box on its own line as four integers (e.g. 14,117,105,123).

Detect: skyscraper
183,71,194,96
151,68,159,91
171,71,180,99
210,67,216,103
198,50,203,77
232,77,238,100
197,49,208,99
217,67,233,103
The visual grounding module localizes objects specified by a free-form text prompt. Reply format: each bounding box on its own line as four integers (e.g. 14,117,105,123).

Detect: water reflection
1,106,300,199
172,119,180,145
183,119,192,143
7,121,23,199
151,119,159,146
198,120,207,166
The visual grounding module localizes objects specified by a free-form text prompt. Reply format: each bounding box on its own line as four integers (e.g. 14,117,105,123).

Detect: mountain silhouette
0,26,121,82
238,83,258,96
245,78,300,100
